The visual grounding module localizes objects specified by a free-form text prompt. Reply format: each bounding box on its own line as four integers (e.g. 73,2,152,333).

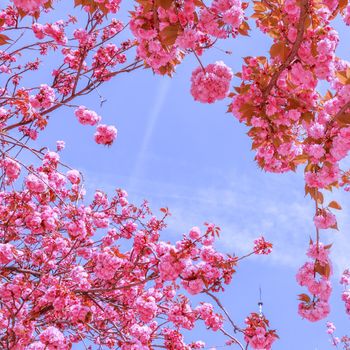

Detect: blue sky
7,0,350,348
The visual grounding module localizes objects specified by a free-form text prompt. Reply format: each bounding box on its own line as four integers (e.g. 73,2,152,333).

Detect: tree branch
262,0,309,99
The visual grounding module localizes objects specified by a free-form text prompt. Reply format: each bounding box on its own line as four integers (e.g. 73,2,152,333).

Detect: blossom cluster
253,236,273,255
296,243,332,322
0,147,253,348
326,322,340,347
340,269,350,316
0,1,126,145
190,61,233,104
74,107,117,145
326,322,350,349
244,313,278,350
226,0,350,324
229,0,350,197
13,0,47,13
130,0,246,75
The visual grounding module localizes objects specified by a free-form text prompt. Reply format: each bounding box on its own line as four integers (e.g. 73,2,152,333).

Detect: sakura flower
25,173,48,193
191,61,233,103
94,124,118,145
75,106,101,126
66,169,81,184
0,243,15,264
39,326,65,346
253,236,273,255
3,157,21,184
13,0,46,12
314,210,337,229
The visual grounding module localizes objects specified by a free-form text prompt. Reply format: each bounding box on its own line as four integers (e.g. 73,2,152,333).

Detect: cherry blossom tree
0,0,349,349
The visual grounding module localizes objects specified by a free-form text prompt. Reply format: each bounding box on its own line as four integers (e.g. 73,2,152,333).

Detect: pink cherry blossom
39,326,65,347
191,61,233,104
56,140,65,151
66,169,80,184
254,236,273,255
94,124,118,145
340,269,350,315
0,243,15,264
13,0,46,12
314,210,337,229
75,106,101,126
25,173,48,193
30,84,55,110
3,157,21,184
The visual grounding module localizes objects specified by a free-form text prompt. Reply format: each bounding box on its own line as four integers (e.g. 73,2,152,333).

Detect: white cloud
84,163,350,278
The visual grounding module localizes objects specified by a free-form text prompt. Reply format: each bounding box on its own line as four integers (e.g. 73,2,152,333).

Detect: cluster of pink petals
74,107,117,146
202,0,244,37
0,147,240,348
253,236,273,255
130,6,181,72
305,164,340,189
244,313,278,350
94,124,118,145
2,157,21,184
92,44,126,80
314,209,337,229
326,321,336,334
191,61,233,104
12,0,46,12
74,106,101,126
246,326,276,350
330,127,350,161
326,321,342,346
130,0,245,74
39,326,66,346
229,0,347,195
32,22,68,45
56,140,65,151
296,243,332,322
0,143,241,349
196,303,223,331
344,4,350,25
66,169,80,184
0,243,15,264
90,0,121,14
30,84,55,110
25,173,49,193
340,269,350,315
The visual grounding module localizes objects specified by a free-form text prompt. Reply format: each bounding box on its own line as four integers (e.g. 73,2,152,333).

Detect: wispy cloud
166,176,350,275
128,78,172,189
85,163,350,277
161,172,315,268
